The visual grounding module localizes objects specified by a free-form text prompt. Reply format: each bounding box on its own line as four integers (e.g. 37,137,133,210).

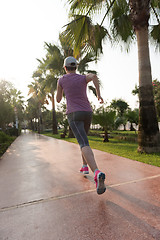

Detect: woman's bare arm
86,73,104,104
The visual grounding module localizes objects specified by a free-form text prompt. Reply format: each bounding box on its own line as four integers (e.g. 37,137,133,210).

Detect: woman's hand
98,95,104,104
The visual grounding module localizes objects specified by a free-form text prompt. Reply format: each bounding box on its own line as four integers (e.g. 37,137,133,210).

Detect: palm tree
63,0,160,153
110,99,129,117
36,42,66,134
0,80,25,133
28,80,48,133
125,108,139,131
110,99,129,130
26,97,39,131
93,106,116,142
33,68,58,134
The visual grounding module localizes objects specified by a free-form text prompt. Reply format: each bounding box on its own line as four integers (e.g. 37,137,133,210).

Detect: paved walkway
0,131,160,240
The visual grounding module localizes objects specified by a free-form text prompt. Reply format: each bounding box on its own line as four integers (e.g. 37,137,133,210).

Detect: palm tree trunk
52,93,58,134
38,103,42,134
30,119,33,130
136,27,160,153
103,130,109,142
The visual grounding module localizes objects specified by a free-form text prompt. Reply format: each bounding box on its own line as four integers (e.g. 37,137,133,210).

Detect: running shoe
94,170,106,195
80,166,89,174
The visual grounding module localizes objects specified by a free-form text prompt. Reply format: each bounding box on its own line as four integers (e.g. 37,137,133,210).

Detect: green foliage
114,116,125,129
153,79,160,120
0,131,16,157
132,80,160,120
132,84,139,95
77,52,97,74
111,0,134,44
43,42,64,76
62,15,94,56
109,99,132,130
0,80,25,130
125,109,139,124
93,107,116,131
62,14,110,57
64,0,160,55
0,100,14,129
110,99,129,116
0,131,10,143
125,108,139,130
151,23,160,51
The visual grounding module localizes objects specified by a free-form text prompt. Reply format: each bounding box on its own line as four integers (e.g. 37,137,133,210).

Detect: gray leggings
67,111,92,148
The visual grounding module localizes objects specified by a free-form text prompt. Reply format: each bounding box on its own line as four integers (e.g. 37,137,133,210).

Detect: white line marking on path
0,174,160,213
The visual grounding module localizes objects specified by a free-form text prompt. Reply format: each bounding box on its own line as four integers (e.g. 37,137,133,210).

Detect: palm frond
150,2,160,24
110,0,135,46
150,23,160,51
101,0,117,26
62,15,110,57
59,33,74,57
68,0,104,15
62,15,93,56
90,24,111,55
41,43,64,74
151,0,160,9
78,52,97,73
88,85,97,96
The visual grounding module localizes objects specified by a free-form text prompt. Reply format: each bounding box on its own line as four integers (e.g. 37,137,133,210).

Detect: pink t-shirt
58,73,92,114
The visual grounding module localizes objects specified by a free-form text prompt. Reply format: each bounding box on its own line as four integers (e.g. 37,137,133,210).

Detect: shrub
0,131,16,157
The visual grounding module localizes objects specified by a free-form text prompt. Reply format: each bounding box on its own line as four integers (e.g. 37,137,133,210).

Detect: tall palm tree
44,73,58,134
63,0,160,153
129,0,160,152
32,67,58,134
28,80,48,133
35,43,65,134
26,97,39,131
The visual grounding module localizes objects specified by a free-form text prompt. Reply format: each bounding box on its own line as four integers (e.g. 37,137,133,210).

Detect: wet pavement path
0,131,160,240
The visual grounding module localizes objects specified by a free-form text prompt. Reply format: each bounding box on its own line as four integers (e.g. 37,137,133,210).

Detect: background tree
32,65,58,134
152,79,160,121
63,0,160,153
9,88,25,127
26,97,39,131
110,99,129,130
0,81,14,130
56,102,69,137
132,79,160,121
93,106,116,142
125,108,139,131
28,80,48,133
0,80,25,134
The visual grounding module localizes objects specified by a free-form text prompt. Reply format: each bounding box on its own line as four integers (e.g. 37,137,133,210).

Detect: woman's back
58,73,92,114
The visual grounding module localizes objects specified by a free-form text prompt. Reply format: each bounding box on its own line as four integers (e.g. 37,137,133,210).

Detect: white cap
64,56,77,67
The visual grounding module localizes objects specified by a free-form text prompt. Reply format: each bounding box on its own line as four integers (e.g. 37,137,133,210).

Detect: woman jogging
56,56,106,195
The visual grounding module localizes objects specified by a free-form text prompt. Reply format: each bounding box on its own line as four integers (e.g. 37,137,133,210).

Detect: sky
0,0,160,110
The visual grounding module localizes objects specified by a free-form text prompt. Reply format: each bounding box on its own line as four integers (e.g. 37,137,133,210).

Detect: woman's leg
67,111,98,172
67,112,106,194
81,146,98,173
82,154,87,165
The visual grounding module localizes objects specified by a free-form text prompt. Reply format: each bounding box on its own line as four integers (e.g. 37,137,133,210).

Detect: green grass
43,131,160,167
